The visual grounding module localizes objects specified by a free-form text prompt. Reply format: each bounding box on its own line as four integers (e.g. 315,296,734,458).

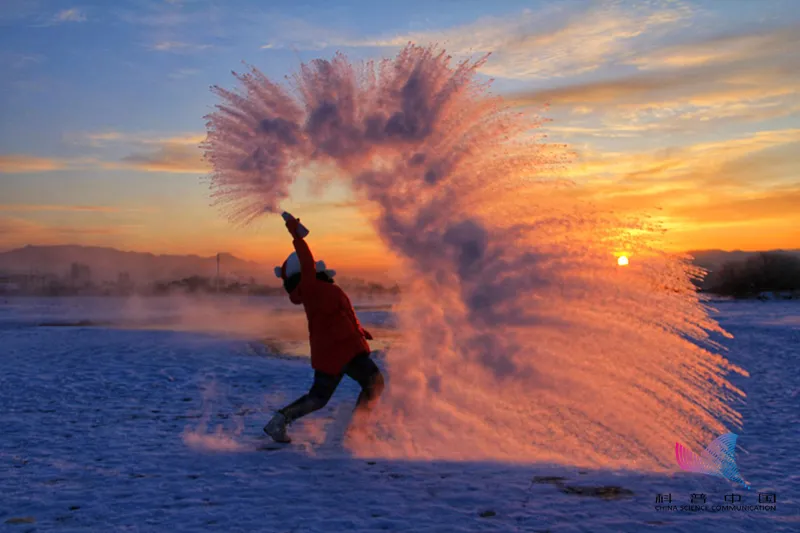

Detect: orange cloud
0,145,207,174
0,155,69,173
629,25,799,70
508,65,797,109
145,134,206,146
68,131,205,148
113,144,208,174
508,23,799,135
0,204,123,213
63,130,209,174
560,129,800,185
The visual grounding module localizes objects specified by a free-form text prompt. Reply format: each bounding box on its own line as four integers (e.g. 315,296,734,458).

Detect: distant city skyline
0,242,401,286
0,245,403,298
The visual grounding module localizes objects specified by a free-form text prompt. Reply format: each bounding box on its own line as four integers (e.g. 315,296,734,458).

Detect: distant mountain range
0,245,268,283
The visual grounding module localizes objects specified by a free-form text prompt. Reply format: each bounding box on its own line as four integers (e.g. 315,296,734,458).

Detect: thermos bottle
281,211,309,238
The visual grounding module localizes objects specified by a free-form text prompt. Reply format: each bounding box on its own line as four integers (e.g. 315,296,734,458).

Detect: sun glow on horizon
618,255,629,266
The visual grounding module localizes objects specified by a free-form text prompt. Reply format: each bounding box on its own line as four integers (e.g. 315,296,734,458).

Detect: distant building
70,262,92,287
0,273,58,294
116,272,134,294
0,275,20,294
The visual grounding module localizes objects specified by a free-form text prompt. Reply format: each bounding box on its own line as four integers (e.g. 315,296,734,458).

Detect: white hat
274,252,336,280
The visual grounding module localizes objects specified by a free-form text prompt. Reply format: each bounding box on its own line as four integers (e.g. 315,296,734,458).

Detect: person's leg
343,353,385,413
279,371,342,423
264,371,341,442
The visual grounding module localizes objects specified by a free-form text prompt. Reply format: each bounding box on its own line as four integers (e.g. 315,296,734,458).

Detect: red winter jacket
292,237,371,375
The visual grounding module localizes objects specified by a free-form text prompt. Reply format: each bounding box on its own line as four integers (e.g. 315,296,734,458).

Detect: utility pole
216,253,220,293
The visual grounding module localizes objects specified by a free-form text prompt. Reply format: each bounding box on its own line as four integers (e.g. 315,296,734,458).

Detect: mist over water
203,45,748,471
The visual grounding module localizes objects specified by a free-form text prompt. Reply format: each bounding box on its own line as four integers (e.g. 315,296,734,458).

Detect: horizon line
2,242,800,263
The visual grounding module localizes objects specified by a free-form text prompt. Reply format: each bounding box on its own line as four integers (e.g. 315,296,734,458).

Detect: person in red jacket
263,214,385,443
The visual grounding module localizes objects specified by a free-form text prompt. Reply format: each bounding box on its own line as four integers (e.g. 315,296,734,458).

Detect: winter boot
263,412,291,443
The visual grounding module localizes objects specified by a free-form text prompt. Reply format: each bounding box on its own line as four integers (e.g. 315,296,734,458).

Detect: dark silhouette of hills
0,245,267,283
688,249,800,273
702,251,800,298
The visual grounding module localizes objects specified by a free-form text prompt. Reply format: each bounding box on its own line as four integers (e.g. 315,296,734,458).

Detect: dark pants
279,352,385,424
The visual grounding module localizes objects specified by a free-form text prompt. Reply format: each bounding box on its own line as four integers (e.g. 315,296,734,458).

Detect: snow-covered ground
1,297,797,532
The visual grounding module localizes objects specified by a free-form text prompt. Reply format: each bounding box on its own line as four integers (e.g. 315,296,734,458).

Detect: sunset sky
1,0,798,278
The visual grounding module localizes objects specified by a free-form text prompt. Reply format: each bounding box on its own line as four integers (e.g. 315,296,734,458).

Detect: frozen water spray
202,44,747,471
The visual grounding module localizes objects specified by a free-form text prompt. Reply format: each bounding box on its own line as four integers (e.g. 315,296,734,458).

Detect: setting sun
618,256,629,266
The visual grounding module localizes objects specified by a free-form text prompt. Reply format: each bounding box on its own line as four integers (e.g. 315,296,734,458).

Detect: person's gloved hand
285,216,302,239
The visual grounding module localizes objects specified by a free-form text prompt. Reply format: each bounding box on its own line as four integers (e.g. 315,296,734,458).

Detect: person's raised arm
286,215,316,295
